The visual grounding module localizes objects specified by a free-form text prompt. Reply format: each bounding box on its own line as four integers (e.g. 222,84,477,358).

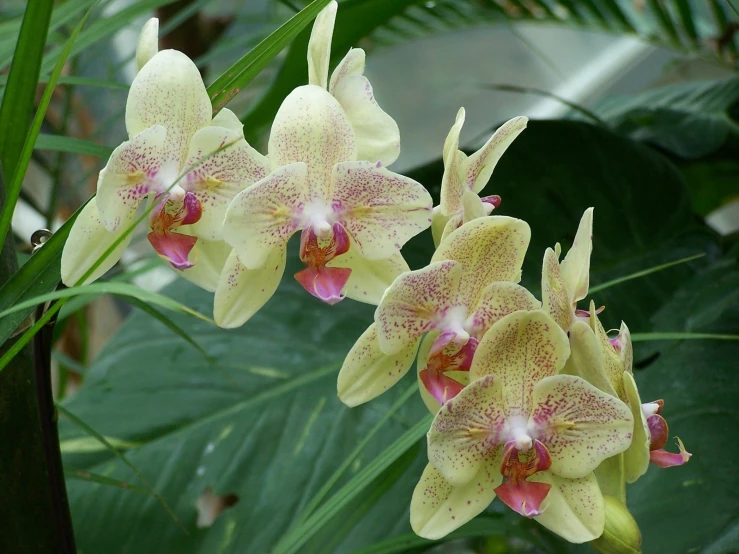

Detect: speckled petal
135,17,158,71
541,246,573,331
410,460,501,540
328,244,409,305
126,50,211,165
428,375,507,487
213,247,286,328
618,321,634,374
183,126,269,240
307,0,337,89
432,217,530,309
622,372,651,483
332,161,431,260
466,116,527,194
95,125,166,232
431,208,453,248
210,108,244,135
467,282,541,337
223,162,308,269
268,85,355,198
470,310,570,418
174,236,232,292
439,108,467,216
562,321,618,397
530,374,633,480
329,48,400,166
560,208,593,304
590,305,626,399
530,471,605,543
337,323,417,407
375,260,462,355
61,201,133,286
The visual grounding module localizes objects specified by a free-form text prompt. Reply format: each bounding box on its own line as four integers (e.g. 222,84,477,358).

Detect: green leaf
206,0,332,113
35,133,113,159
0,0,53,182
64,466,150,495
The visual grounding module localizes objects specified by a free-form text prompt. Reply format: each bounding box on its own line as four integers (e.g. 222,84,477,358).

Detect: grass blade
588,253,705,293
631,332,738,341
64,466,150,495
35,134,113,159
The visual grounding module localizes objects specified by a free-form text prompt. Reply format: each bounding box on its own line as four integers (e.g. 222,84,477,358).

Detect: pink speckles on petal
294,265,351,305
148,230,198,269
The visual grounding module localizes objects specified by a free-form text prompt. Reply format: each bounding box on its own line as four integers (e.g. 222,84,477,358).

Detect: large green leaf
61,120,730,552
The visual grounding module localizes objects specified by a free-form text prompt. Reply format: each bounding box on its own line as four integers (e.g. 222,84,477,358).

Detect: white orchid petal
269,85,355,197
332,161,432,260
328,245,409,305
439,108,467,216
329,48,400,166
560,208,593,303
126,49,211,165
530,472,605,543
432,217,530,309
307,0,337,89
470,310,570,418
376,260,462,355
427,374,506,487
531,374,633,479
174,237,232,293
61,201,133,286
465,116,527,194
95,124,166,232
213,247,286,328
337,323,417,407
223,162,308,270
210,108,244,135
410,461,501,540
135,18,159,72
183,126,269,240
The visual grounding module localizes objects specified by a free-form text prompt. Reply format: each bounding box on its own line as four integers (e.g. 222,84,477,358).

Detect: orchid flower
431,109,527,246
410,310,634,543
307,1,400,166
338,216,538,407
216,84,431,327
61,22,268,292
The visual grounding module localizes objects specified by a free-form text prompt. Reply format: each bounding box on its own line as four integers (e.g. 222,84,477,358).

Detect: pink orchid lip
480,194,502,209
650,444,692,468
296,223,352,304
495,477,551,518
419,369,465,406
294,266,351,305
647,414,669,451
419,338,479,405
147,231,198,269
495,440,553,518
575,305,605,320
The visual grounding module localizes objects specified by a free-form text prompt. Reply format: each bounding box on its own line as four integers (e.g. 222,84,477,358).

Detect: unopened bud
590,496,642,554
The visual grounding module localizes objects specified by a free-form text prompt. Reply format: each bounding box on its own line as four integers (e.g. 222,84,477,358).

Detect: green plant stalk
0,174,76,553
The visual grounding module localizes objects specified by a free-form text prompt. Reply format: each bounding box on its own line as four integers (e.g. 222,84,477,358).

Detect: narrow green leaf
589,253,706,293
674,0,698,44
35,134,113,159
646,0,682,47
207,0,332,112
0,282,213,323
52,350,87,375
57,404,185,529
64,466,150,495
0,0,53,182
631,332,739,341
272,415,433,554
0,1,99,260
600,0,635,31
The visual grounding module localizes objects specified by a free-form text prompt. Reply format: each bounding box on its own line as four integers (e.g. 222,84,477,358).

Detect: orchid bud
590,496,642,554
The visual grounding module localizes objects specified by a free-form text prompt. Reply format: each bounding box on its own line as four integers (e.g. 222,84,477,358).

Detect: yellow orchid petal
182,126,269,241
209,108,244,135
126,50,211,165
470,310,570,417
562,321,619,397
329,48,400,166
213,247,286,328
431,208,454,248
336,323,417,407
174,237,232,293
331,160,432,260
590,303,626,399
530,374,633,479
376,260,463,355
269,85,356,196
95,124,166,232
560,207,593,304
135,17,158,72
622,372,651,483
619,321,634,374
328,245,409,305
460,188,486,224
467,281,541,337
410,461,501,540
541,246,573,331
60,201,133,286
465,116,527,195
223,162,308,270
427,374,506,487
530,471,605,543
307,0,337,89
432,216,530,308
439,108,467,216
